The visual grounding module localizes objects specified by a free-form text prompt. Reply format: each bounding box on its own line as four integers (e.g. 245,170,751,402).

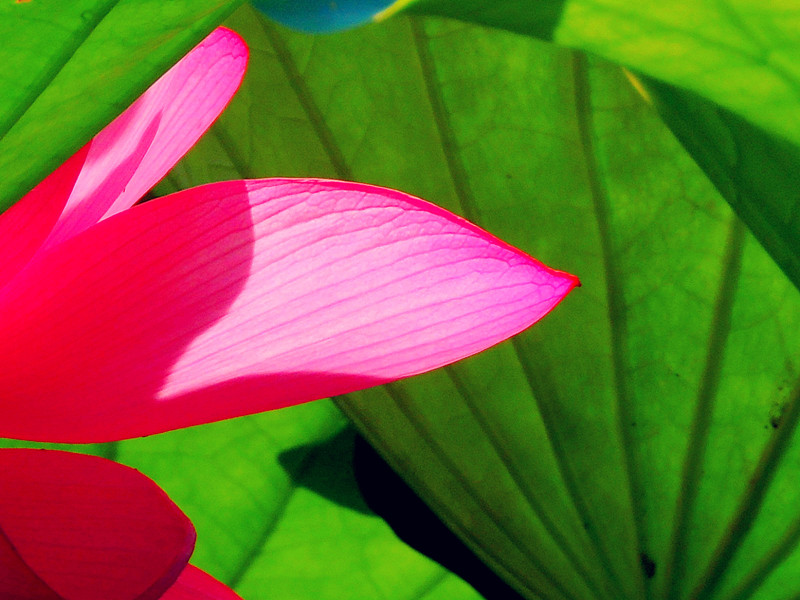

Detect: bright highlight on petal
0,26,247,284
41,27,247,251
0,449,195,600
0,178,577,443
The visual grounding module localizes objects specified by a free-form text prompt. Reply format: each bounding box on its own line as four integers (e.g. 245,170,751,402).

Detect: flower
0,26,578,600
0,27,577,444
0,448,241,600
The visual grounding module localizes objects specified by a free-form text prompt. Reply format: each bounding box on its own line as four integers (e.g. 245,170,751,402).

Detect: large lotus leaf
635,77,800,324
157,6,800,599
377,1,800,314
0,0,244,214
1,401,481,600
393,0,800,150
253,1,800,344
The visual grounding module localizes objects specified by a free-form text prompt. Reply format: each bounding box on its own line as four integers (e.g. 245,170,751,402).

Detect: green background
3,2,800,599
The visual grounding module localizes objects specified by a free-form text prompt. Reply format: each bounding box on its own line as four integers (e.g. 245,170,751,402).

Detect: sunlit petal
0,178,577,442
39,27,247,252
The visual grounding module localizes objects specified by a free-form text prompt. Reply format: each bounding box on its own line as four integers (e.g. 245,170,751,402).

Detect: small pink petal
37,27,247,253
161,566,243,600
0,449,195,600
0,179,578,442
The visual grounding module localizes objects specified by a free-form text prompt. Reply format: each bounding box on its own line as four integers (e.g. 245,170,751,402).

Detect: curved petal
0,449,195,600
161,566,242,600
37,27,247,253
0,146,88,290
0,179,578,443
0,530,60,600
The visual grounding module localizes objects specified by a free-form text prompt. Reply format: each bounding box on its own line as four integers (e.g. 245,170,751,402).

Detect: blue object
253,0,396,32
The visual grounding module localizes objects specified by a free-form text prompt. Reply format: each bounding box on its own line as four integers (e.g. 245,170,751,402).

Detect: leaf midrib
258,15,353,181
410,16,625,600
381,382,573,600
446,363,618,600
691,373,800,600
660,218,746,600
571,50,648,600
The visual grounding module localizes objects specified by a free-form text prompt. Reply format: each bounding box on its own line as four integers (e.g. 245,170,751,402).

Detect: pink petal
0,146,88,290
0,531,60,600
0,449,195,600
161,566,243,600
0,179,578,443
31,27,247,256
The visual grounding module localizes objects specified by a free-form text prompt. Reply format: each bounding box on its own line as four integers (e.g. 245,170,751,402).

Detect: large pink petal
36,27,247,253
160,566,242,600
0,449,195,600
0,531,60,600
0,179,578,442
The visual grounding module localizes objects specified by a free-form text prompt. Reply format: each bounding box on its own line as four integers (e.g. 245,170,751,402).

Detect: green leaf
0,0,244,213
1,401,481,600
390,0,800,302
396,0,800,150
640,77,800,316
161,7,800,599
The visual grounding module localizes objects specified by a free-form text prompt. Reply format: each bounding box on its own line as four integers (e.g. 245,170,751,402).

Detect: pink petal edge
161,566,243,600
0,449,195,600
0,26,247,285
0,179,578,443
43,26,247,250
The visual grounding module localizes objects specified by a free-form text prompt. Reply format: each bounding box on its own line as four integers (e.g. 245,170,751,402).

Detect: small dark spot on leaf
631,421,637,427
505,173,512,180
640,553,656,579
769,400,788,430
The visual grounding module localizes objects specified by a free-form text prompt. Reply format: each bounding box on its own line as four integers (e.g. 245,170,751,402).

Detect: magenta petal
0,179,578,442
160,566,243,600
0,146,88,289
0,449,195,600
37,27,247,252
0,531,60,600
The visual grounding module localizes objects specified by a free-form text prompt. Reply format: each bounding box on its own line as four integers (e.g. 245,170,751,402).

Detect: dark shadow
278,427,371,515
353,434,525,600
